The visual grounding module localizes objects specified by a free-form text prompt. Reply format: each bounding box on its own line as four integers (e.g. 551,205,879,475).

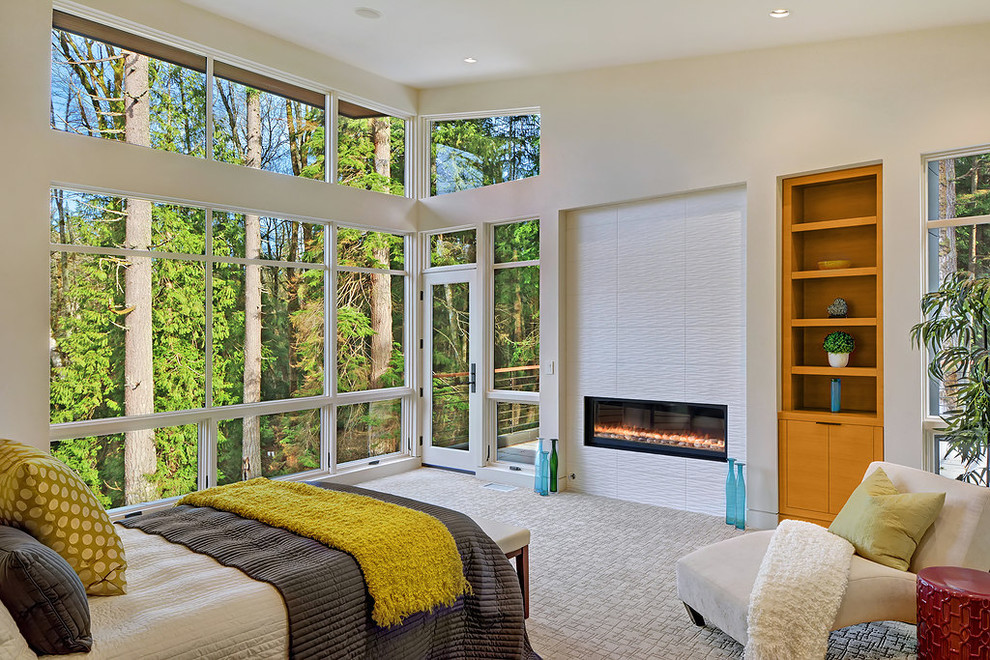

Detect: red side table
917,566,990,659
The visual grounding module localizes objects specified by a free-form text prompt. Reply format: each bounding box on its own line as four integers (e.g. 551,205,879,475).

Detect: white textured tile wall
564,186,747,518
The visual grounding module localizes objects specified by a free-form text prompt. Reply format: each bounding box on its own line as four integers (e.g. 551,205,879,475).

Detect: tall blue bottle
734,462,746,530
534,438,545,494
725,457,737,526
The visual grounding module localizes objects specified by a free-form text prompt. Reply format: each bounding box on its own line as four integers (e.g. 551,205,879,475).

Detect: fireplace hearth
584,396,727,461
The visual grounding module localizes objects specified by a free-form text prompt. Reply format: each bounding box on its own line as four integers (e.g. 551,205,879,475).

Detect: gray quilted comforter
120,482,539,660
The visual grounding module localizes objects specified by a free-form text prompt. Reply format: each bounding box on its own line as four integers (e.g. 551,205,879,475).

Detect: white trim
925,213,990,229
493,259,540,270
50,243,325,271
488,390,540,404
336,265,408,276
335,388,413,404
420,107,541,122
48,182,337,229
922,143,990,162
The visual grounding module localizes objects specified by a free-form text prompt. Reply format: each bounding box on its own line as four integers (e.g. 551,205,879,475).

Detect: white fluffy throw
745,520,854,660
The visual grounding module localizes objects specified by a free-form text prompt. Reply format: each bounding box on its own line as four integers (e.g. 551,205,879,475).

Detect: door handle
470,363,477,393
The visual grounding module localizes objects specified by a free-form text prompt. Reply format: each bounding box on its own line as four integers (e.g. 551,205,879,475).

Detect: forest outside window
430,113,541,196
490,220,540,467
338,100,406,196
212,62,325,180
493,220,540,392
429,229,477,268
50,187,412,508
336,399,403,464
52,11,207,157
925,150,990,417
924,149,990,476
336,228,407,393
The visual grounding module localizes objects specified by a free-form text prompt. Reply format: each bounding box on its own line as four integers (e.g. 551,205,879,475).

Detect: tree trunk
372,118,391,193
369,245,392,389
369,122,393,388
242,89,263,480
122,51,156,505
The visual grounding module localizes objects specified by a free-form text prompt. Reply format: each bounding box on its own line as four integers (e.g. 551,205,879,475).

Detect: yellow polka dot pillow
0,439,126,596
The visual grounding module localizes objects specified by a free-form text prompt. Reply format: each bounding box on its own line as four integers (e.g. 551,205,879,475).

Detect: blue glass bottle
734,462,746,530
534,437,545,494
538,450,550,496
831,378,841,413
725,457,736,526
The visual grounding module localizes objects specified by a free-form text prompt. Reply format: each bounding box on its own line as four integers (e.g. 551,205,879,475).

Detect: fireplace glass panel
585,396,726,461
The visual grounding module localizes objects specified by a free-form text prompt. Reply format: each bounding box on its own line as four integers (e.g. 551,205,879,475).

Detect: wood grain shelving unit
779,164,884,526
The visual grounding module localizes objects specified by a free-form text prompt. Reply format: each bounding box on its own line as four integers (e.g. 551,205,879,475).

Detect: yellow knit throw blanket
178,479,469,627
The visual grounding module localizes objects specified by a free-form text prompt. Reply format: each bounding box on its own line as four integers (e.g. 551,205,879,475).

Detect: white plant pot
828,352,849,368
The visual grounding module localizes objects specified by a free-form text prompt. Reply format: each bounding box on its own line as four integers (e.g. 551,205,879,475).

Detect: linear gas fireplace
584,396,727,462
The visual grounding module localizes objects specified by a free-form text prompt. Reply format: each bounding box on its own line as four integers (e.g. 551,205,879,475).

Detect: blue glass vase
831,378,841,413
725,457,736,526
540,451,551,496
734,462,746,530
534,438,545,494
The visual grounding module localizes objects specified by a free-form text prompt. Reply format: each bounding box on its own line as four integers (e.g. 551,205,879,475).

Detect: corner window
430,113,540,196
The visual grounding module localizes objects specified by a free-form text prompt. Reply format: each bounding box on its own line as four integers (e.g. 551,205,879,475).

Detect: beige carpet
359,467,918,660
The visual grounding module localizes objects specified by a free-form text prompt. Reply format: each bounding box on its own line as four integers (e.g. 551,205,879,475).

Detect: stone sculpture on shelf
827,297,848,318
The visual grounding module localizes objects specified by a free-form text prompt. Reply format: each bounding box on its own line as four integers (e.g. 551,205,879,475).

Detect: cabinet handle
815,421,841,426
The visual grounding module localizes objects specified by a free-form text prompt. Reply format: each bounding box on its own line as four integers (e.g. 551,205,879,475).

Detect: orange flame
594,424,725,452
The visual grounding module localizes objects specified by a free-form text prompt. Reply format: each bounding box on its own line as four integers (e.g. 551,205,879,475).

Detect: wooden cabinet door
828,423,877,514
782,420,829,513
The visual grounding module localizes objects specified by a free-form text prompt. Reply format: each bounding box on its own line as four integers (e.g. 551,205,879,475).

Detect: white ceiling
178,0,990,89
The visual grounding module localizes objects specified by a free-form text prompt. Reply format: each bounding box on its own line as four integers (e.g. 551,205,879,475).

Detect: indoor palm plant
911,270,990,485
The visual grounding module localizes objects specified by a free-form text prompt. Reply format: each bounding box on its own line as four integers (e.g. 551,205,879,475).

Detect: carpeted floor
359,467,918,660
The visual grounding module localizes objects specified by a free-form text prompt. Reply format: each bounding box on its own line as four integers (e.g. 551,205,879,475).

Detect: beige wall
418,23,990,524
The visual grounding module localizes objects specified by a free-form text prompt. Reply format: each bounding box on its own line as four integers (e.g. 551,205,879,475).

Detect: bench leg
683,602,705,627
506,546,530,618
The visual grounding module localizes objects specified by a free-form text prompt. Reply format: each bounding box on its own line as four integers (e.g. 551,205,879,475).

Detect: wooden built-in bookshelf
778,164,884,526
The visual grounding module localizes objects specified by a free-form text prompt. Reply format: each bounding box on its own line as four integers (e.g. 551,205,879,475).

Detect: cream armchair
675,461,990,646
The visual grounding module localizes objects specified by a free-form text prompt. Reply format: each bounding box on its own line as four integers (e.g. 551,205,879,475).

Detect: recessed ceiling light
354,7,382,19
463,57,478,64
769,9,790,18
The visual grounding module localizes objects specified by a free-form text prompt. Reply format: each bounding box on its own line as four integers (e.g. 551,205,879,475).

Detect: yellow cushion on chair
829,466,945,571
0,439,127,595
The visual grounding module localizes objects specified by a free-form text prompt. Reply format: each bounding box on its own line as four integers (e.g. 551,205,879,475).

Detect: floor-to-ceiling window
922,148,990,482
49,11,412,511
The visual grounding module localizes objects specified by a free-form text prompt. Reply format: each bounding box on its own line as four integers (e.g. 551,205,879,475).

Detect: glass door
422,270,480,470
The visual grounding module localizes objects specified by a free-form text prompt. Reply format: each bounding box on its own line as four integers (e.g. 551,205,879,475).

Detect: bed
2,483,539,659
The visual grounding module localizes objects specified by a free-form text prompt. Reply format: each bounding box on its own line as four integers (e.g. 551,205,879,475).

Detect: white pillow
0,601,37,659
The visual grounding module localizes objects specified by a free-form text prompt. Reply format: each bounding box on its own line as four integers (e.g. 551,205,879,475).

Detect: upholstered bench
473,516,530,618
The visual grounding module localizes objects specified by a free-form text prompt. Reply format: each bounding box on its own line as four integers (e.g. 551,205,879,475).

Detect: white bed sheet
31,526,289,659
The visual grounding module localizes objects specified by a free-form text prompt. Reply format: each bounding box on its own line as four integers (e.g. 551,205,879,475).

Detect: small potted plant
823,331,855,368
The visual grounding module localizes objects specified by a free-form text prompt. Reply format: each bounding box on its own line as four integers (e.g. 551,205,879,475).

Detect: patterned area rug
360,468,917,660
